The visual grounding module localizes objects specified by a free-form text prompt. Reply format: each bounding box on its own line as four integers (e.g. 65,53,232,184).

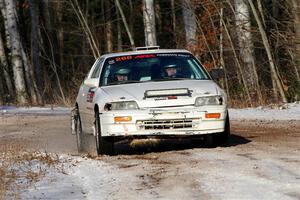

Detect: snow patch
0,106,71,115
229,102,300,121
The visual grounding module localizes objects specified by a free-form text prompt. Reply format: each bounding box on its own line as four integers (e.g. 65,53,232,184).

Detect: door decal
87,88,96,103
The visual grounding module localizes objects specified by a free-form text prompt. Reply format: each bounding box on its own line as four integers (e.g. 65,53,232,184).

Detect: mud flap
81,134,98,157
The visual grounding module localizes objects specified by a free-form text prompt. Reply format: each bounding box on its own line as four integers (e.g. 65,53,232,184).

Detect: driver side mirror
84,78,98,88
210,68,225,80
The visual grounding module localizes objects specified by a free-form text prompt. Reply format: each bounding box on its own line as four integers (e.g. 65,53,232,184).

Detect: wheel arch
94,104,99,113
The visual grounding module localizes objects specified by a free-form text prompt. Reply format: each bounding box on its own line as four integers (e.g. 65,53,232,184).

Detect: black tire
95,110,114,155
74,109,84,152
203,134,214,147
213,114,230,145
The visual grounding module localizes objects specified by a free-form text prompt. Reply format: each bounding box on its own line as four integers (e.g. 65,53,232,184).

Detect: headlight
108,101,139,110
195,96,223,106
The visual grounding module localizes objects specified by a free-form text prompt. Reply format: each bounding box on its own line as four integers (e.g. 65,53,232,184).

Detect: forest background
0,0,299,107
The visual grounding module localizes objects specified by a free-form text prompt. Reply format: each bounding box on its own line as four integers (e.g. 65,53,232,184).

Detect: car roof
99,49,191,59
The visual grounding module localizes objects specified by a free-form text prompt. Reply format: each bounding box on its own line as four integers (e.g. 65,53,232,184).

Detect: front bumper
100,106,227,137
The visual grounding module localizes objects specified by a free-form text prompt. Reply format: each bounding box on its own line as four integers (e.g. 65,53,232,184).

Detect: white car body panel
76,49,228,137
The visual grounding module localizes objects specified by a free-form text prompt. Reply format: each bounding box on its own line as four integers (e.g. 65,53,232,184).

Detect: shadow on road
224,133,252,147
113,133,251,155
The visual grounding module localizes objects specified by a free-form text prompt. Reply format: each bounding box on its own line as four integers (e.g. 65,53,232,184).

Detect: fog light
205,113,221,119
114,116,132,122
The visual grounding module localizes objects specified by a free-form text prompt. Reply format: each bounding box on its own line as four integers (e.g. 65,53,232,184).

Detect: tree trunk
0,31,14,97
115,0,135,48
4,0,28,105
171,0,177,46
105,0,113,52
116,1,122,51
29,0,43,104
21,45,40,105
247,0,287,103
210,1,252,104
71,0,100,58
290,0,300,79
234,0,262,104
182,0,197,49
0,74,3,104
57,1,64,70
143,0,157,46
129,0,134,35
0,0,11,50
257,0,266,27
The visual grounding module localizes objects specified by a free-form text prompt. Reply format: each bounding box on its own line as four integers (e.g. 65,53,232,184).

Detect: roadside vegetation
0,0,299,107
0,144,61,199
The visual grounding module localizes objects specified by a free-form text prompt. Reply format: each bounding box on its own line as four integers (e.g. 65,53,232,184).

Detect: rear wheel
95,110,114,155
72,108,84,152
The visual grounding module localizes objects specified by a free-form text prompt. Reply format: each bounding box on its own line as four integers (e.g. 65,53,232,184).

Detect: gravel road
0,113,299,199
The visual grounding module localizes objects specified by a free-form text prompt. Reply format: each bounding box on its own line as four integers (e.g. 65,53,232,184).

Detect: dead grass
0,144,61,199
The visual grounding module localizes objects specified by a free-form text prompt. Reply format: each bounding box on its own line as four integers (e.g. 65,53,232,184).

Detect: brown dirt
1,114,299,199
0,114,299,154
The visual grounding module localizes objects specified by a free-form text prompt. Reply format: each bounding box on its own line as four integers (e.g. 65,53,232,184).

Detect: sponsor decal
87,88,96,103
115,56,133,62
157,53,190,57
154,97,167,101
114,54,156,62
134,54,156,59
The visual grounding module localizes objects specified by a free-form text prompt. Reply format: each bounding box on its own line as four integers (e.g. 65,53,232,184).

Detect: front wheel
213,114,230,145
203,114,230,147
95,110,114,155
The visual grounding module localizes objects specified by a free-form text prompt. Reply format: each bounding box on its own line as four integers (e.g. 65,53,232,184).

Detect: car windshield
100,53,210,86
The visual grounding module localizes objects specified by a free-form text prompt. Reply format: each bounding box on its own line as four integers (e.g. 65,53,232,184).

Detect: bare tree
0,31,14,97
29,0,42,90
105,0,113,52
0,0,11,50
70,0,100,58
0,74,3,104
57,1,65,79
28,0,43,104
234,0,262,103
290,0,300,79
115,1,122,51
115,0,135,48
171,0,177,45
182,0,197,49
143,0,157,46
4,0,28,105
247,0,287,103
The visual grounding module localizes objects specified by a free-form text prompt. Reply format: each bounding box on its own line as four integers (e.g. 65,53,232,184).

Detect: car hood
101,80,221,108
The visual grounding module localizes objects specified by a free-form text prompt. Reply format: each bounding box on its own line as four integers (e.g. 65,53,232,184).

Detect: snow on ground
2,102,300,199
0,106,71,115
229,102,300,121
21,149,300,200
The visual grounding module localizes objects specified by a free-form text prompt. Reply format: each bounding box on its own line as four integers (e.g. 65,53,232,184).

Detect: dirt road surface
0,113,299,199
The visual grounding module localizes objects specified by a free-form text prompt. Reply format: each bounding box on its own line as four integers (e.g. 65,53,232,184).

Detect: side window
90,58,104,78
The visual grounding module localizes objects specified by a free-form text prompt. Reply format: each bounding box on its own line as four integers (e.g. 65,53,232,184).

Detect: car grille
136,118,199,130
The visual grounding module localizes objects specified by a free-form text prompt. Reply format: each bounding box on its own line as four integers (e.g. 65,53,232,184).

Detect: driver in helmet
115,68,130,82
164,64,179,78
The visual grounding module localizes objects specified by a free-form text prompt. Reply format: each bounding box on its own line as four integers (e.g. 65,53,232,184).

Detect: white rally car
71,47,230,155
